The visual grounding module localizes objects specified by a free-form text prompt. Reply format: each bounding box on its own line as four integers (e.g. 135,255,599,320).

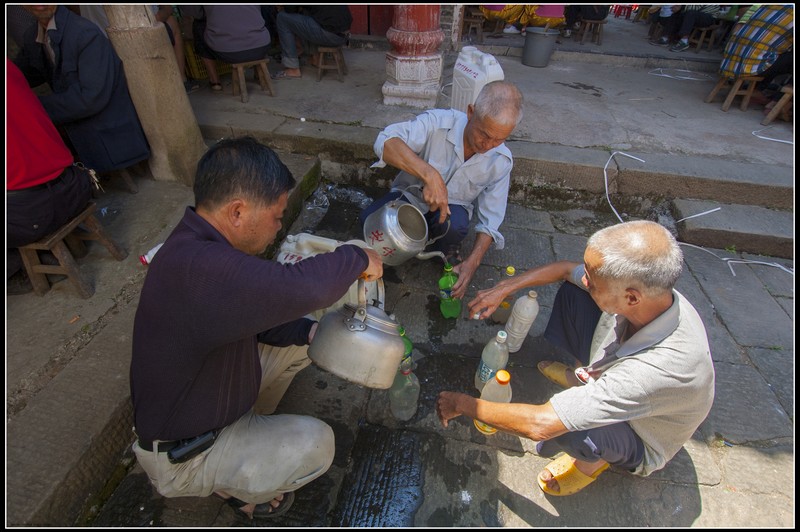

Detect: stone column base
382,52,443,108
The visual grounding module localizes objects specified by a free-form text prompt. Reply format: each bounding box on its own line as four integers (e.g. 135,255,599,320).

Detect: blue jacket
14,6,150,174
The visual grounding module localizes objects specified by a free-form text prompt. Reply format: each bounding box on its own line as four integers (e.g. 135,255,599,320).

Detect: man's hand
436,391,466,428
451,258,478,300
421,171,450,224
360,248,384,282
467,284,506,320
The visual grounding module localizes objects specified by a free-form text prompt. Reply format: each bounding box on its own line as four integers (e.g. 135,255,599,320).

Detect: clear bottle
505,291,540,353
398,325,413,366
474,330,509,392
438,263,462,319
139,243,163,266
474,369,512,435
490,266,516,324
389,357,420,421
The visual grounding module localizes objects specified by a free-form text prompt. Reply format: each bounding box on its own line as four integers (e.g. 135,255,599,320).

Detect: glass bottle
438,263,461,318
389,357,420,421
505,291,539,353
474,330,509,392
490,266,516,324
474,369,512,435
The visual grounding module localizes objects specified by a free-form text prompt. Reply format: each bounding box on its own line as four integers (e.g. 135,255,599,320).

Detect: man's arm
468,260,582,320
436,391,568,442
451,232,493,299
381,137,450,223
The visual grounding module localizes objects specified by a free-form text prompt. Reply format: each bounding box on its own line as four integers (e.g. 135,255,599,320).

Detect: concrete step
672,199,794,259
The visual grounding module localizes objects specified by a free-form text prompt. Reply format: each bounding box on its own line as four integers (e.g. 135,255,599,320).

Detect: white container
506,290,539,353
277,233,378,319
451,46,504,113
474,369,512,435
474,330,509,392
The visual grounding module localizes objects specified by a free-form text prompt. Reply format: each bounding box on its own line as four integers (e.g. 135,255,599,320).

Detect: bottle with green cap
474,369,512,435
490,266,516,324
438,263,461,318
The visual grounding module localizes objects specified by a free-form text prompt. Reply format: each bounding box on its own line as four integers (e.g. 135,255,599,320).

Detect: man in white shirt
360,81,524,299
438,220,715,496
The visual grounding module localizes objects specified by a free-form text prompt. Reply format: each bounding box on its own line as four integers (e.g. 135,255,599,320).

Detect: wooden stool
231,59,274,103
463,7,485,44
575,19,607,45
688,23,720,53
761,84,794,126
316,46,348,82
18,202,128,298
705,75,765,112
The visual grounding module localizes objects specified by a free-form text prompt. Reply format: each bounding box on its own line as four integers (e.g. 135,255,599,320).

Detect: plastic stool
18,202,128,298
231,59,274,103
705,75,765,112
316,46,348,82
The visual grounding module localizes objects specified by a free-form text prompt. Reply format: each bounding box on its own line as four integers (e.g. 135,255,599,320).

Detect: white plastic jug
277,233,378,319
451,46,504,113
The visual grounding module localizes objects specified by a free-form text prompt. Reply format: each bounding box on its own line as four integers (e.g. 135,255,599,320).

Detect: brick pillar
382,5,444,108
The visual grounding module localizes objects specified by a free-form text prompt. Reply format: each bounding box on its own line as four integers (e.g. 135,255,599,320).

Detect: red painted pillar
382,5,444,107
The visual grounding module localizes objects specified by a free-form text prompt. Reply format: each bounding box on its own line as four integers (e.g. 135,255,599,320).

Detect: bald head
473,81,524,128
586,220,683,295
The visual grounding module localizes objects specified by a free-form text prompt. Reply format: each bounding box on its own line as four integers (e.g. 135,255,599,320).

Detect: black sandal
220,491,295,520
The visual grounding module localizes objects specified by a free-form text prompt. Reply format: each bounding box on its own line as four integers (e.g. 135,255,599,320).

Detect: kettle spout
416,250,447,264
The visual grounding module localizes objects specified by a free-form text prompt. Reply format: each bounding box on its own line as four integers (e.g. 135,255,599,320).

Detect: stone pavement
5,13,794,528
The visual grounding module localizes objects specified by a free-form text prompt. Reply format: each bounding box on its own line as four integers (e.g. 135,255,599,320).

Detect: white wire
752,125,794,145
603,151,646,223
648,68,713,81
676,207,721,223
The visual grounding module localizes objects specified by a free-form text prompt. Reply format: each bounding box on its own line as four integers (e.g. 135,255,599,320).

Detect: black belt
7,172,67,195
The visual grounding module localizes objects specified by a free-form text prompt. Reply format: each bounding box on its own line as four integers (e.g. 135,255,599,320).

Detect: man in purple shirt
130,137,382,520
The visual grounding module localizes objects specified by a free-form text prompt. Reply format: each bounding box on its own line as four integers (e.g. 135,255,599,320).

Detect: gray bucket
522,27,561,68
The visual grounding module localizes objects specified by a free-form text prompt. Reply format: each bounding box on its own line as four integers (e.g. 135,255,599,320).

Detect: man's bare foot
215,491,293,519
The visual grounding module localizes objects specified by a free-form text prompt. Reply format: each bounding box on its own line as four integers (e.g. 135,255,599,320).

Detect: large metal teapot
308,278,404,389
362,185,448,266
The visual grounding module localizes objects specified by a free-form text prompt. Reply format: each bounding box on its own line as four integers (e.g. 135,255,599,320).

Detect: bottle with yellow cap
474,369,512,435
490,266,516,324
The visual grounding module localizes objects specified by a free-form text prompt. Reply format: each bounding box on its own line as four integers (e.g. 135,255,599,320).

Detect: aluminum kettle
308,278,405,389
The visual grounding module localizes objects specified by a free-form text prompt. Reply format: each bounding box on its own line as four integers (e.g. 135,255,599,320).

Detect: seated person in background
130,136,383,520
718,5,793,110
273,5,352,80
562,5,611,38
526,5,566,30
668,4,721,52
439,220,715,496
648,5,683,46
152,5,199,93
478,5,532,35
181,5,271,89
359,81,524,300
14,5,151,178
6,59,95,294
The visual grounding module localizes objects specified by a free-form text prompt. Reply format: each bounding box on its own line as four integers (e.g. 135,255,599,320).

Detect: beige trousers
133,343,334,504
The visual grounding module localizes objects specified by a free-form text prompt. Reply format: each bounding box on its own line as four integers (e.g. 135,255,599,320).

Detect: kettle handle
356,277,386,313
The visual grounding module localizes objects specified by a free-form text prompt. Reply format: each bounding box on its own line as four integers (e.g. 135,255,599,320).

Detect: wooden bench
575,18,607,45
705,75,764,112
18,202,128,298
316,46,348,82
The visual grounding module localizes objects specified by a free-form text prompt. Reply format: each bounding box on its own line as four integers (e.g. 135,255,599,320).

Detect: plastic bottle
505,291,540,353
438,263,462,318
474,330,509,392
474,369,512,435
389,357,420,421
139,243,163,266
490,266,516,324
398,325,413,365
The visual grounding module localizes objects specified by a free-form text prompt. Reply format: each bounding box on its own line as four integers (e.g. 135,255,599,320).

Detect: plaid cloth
719,5,794,78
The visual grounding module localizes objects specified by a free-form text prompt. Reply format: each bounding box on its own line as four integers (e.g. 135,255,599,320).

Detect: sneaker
502,25,521,34
649,37,669,46
562,29,572,38
669,40,690,52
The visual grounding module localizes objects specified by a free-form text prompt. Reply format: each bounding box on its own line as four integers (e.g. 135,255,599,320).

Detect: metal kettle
308,278,405,389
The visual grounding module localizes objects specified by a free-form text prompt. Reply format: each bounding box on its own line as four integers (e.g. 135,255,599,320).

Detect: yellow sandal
537,361,574,389
537,453,610,496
